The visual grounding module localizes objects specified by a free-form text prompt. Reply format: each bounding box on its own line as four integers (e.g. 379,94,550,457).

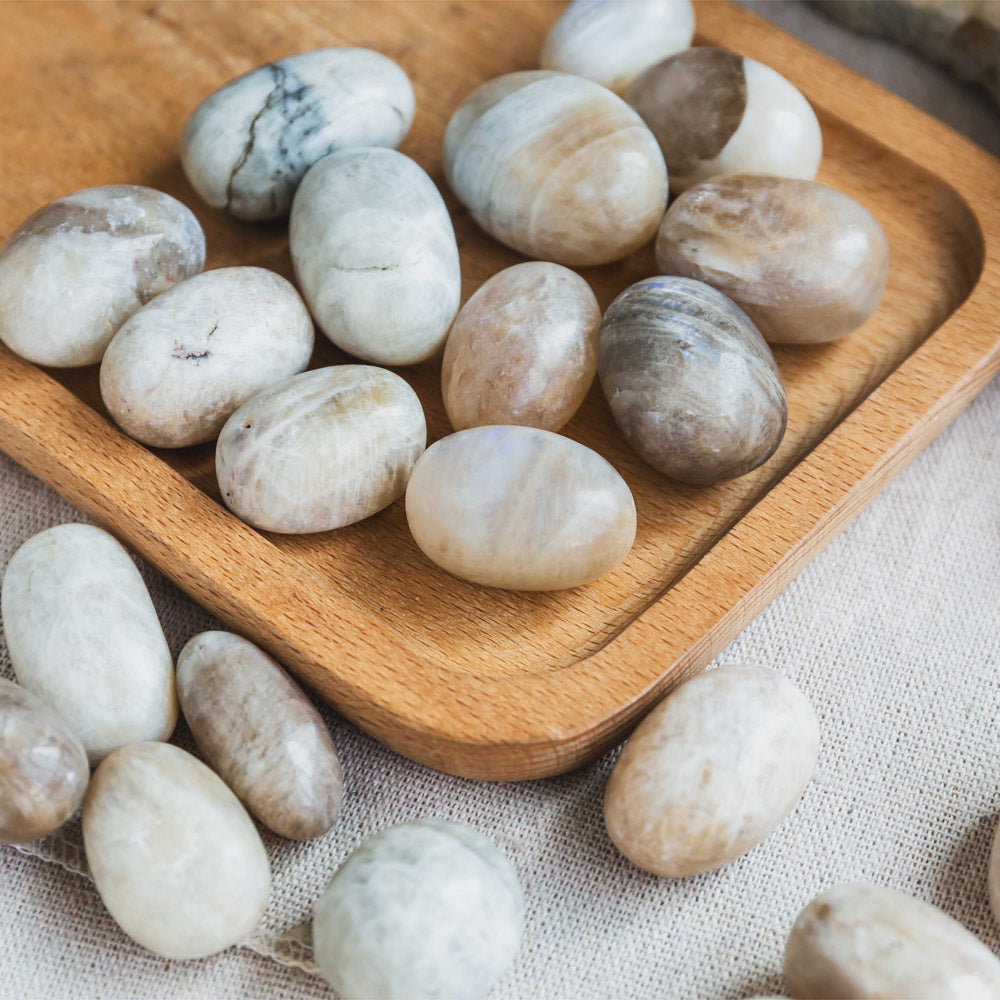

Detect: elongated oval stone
604,665,819,876
598,276,787,485
785,883,1000,998
83,742,271,959
444,71,667,266
313,819,524,1000
100,267,314,448
181,48,414,221
0,185,205,366
290,148,460,365
655,174,890,344
0,678,89,844
2,524,176,764
441,261,600,432
176,631,343,840
405,426,636,590
217,365,426,533
626,47,822,193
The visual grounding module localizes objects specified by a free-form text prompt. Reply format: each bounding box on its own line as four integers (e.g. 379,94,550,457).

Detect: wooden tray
0,1,997,780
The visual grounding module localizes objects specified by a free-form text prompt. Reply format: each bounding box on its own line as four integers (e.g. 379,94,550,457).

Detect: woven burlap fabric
3,5,1000,997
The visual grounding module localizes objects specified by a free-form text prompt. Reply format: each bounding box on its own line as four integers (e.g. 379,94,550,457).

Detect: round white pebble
312,819,524,1000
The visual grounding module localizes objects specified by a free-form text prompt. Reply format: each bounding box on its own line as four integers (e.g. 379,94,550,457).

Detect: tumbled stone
605,664,819,876
0,185,205,367
540,0,695,94
83,742,271,959
313,819,524,1000
598,276,787,484
626,47,822,193
441,261,600,432
181,48,415,220
176,631,343,840
444,71,667,266
405,425,636,591
290,148,460,365
655,174,890,344
785,883,1000,997
0,678,89,844
216,365,426,533
100,267,314,448
2,524,176,764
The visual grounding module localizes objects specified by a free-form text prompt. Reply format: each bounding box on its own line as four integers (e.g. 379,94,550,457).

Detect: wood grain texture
0,1,997,779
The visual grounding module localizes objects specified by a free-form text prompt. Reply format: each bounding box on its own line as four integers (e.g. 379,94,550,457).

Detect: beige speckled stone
785,883,1000,998
177,631,343,840
444,71,667,266
441,262,600,432
83,742,271,960
0,678,88,844
604,664,819,876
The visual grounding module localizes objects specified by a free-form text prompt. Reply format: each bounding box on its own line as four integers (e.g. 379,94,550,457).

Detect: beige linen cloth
3,5,1000,998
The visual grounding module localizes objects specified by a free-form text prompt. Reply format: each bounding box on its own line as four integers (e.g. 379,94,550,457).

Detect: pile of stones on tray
1,1,995,997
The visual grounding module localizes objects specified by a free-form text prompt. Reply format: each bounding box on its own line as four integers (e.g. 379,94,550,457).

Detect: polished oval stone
100,267,314,448
2,524,176,764
313,819,524,1000
182,48,414,221
83,741,271,960
405,425,636,591
988,814,1000,924
598,276,787,484
0,185,205,367
626,47,822,193
217,365,426,533
290,148,460,365
0,678,89,844
541,0,694,94
785,883,1000,998
444,71,667,266
655,174,890,344
605,665,818,877
441,261,600,432
176,631,343,840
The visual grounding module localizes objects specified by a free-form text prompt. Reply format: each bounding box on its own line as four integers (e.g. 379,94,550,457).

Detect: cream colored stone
540,0,695,94
100,267,314,448
83,742,271,960
604,664,818,876
441,261,600,432
405,425,636,590
2,524,176,764
177,631,343,840
290,148,460,365
785,883,1000,998
216,365,426,533
444,71,667,266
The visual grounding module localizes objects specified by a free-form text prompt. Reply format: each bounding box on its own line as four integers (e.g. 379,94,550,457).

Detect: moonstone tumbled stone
626,47,822,193
313,819,524,1000
290,148,461,365
540,0,695,94
655,174,890,344
441,261,600,432
0,678,89,844
2,524,176,763
598,276,787,485
785,883,1000,998
83,742,271,960
181,48,415,220
100,267,314,448
176,631,343,840
216,365,426,533
604,664,819,877
405,425,636,590
444,71,667,266
0,185,205,366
